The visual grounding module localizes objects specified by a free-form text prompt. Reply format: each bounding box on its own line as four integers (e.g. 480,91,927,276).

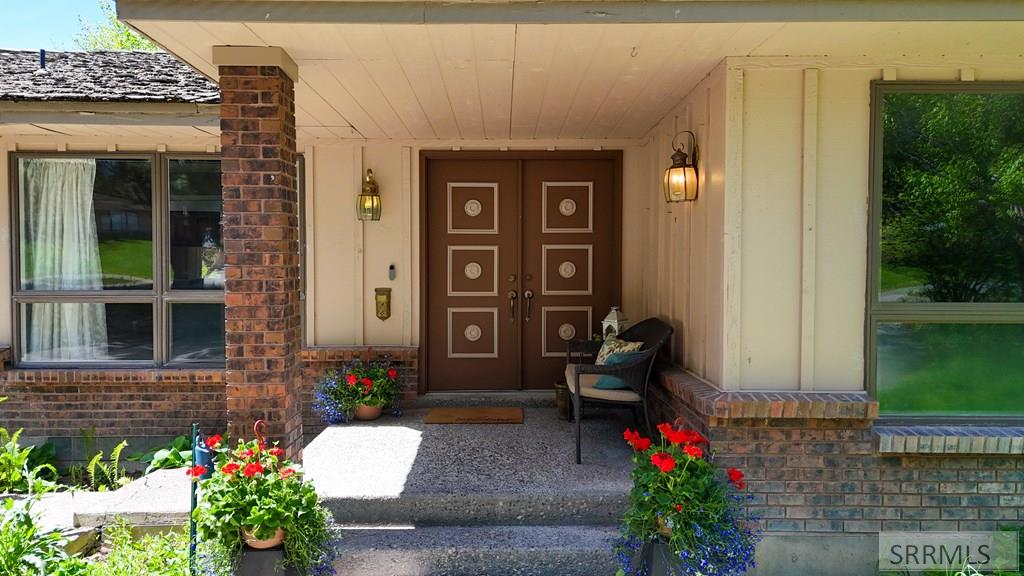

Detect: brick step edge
334,524,621,576
321,493,627,526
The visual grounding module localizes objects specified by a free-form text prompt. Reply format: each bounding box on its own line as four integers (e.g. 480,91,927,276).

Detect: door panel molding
540,305,592,357
447,182,499,234
541,244,593,296
542,181,594,233
447,245,499,297
447,307,499,358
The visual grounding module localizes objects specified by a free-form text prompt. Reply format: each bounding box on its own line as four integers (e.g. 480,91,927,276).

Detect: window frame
867,81,1024,424
9,151,225,369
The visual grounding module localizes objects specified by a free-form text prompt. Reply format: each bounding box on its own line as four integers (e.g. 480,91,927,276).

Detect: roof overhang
0,101,218,126
118,0,1024,24
118,1,1024,141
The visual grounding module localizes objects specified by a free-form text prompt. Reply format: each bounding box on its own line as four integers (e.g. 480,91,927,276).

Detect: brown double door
425,155,619,391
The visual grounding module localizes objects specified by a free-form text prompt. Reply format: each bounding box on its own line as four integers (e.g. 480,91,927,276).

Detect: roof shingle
0,49,220,104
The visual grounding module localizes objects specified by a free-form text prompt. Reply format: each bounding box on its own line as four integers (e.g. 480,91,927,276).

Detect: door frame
418,150,623,394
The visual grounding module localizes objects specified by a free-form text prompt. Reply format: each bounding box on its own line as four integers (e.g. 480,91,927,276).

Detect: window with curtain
869,83,1024,419
14,155,225,366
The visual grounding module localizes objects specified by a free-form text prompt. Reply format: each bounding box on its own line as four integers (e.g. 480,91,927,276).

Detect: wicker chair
565,318,674,464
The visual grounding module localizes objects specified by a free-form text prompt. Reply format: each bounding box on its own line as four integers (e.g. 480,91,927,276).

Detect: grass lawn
877,323,1024,416
97,239,152,287
880,264,928,294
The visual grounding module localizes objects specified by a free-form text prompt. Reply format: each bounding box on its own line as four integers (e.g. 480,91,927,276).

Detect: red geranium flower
362,377,373,386
242,462,264,478
221,462,241,476
684,444,703,459
387,368,399,380
186,465,207,477
268,447,285,458
623,428,652,452
204,434,222,449
728,467,746,490
346,374,358,386
657,423,707,446
280,467,296,479
650,452,676,473
675,503,684,512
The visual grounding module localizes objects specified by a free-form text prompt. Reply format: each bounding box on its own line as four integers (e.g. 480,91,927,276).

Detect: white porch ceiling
128,21,1024,141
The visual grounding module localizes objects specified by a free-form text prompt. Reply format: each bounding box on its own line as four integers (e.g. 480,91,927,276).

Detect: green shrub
86,441,130,492
87,518,188,576
0,498,87,576
0,398,58,494
128,436,192,475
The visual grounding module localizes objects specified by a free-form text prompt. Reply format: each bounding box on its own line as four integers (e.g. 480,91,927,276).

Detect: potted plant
614,421,759,576
191,436,341,575
312,359,400,423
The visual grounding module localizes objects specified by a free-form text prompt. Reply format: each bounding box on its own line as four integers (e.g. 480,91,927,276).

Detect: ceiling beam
118,0,1024,24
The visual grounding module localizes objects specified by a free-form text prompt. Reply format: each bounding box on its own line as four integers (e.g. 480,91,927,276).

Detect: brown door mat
423,407,524,424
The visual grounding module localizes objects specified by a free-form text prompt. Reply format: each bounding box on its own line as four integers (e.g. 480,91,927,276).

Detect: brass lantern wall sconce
357,169,382,221
663,130,700,203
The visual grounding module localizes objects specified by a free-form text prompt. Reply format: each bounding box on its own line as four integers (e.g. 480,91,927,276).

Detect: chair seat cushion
565,364,642,402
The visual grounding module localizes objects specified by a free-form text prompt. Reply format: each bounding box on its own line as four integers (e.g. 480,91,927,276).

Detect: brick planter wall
650,369,1024,537
0,346,420,461
300,346,419,438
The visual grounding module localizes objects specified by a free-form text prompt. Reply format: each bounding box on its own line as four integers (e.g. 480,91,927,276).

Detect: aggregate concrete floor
304,405,636,525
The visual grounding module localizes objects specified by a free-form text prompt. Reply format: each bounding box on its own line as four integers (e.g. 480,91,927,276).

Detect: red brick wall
219,64,303,454
0,369,226,438
650,369,1024,534
0,346,420,456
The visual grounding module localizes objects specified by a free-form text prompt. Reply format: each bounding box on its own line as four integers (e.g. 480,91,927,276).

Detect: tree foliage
75,0,159,51
881,91,1024,302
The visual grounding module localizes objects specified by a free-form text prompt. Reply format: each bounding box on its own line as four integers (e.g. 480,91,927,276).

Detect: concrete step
323,492,627,526
334,524,621,576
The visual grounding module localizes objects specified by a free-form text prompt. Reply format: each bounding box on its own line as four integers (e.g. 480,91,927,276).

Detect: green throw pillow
595,337,643,365
595,351,645,389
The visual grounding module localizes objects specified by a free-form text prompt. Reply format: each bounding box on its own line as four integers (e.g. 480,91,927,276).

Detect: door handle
507,290,518,320
523,289,534,322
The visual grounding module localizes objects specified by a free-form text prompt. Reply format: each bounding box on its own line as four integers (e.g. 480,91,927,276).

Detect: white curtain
20,158,108,361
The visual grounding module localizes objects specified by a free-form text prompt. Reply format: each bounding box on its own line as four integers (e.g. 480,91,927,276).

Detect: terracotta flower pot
242,527,285,549
354,404,383,421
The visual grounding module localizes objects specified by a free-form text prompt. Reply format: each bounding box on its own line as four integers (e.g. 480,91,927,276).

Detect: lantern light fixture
663,130,699,203
357,169,381,221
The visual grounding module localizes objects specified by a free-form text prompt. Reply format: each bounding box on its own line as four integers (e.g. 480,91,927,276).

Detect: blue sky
0,0,105,50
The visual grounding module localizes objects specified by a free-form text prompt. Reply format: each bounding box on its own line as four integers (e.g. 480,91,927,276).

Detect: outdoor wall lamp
357,169,382,221
663,130,700,203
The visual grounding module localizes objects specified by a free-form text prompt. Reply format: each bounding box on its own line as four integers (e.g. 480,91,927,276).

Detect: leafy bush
0,498,89,576
313,360,400,423
615,422,759,576
128,436,192,475
0,397,58,494
193,437,342,575
86,441,130,492
87,518,188,576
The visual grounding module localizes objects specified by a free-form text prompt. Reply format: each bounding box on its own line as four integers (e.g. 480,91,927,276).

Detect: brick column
219,65,302,454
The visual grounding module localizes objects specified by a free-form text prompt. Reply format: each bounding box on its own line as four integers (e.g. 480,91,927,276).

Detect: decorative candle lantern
602,306,628,339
